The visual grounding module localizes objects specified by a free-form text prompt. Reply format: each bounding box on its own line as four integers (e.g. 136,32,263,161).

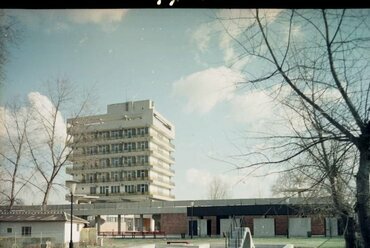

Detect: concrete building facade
66,100,175,202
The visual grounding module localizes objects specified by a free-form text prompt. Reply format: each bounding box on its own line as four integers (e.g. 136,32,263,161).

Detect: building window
112,158,121,167
138,184,148,193
126,156,136,166
138,141,148,150
112,144,122,153
125,142,136,151
111,130,122,138
90,187,96,194
7,228,12,233
111,185,120,193
112,172,120,181
137,170,147,178
100,159,109,167
126,170,136,179
100,131,109,139
139,155,148,164
87,146,97,155
138,127,148,135
99,186,109,195
99,145,109,154
77,224,80,231
125,185,135,193
22,226,31,236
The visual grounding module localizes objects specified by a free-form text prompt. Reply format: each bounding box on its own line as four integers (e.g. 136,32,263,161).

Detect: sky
0,9,285,204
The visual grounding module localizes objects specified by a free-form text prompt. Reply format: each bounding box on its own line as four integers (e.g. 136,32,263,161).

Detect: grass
253,237,344,248
83,236,345,248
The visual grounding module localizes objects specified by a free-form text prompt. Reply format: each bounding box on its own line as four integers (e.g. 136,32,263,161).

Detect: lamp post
66,180,77,248
286,198,290,239
190,201,194,239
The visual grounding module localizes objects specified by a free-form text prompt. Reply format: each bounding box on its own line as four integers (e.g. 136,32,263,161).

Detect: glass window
22,226,31,236
90,187,96,194
112,158,121,166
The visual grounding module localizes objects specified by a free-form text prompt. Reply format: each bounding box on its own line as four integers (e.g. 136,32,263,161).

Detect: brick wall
242,216,254,235
203,216,217,236
160,213,188,235
311,216,325,235
275,216,288,235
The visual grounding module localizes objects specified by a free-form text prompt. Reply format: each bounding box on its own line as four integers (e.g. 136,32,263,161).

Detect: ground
81,236,345,248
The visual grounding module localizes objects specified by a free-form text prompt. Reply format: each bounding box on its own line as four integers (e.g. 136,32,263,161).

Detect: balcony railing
80,176,151,184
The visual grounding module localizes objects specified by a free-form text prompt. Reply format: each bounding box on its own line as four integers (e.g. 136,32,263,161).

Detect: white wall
63,222,83,244
325,218,338,237
220,218,240,236
289,218,311,237
253,218,275,237
0,222,65,243
198,219,208,237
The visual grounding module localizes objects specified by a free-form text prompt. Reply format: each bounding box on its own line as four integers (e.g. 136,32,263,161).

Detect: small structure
0,210,89,247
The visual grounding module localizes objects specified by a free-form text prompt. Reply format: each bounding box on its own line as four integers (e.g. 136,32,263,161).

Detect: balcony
79,176,151,184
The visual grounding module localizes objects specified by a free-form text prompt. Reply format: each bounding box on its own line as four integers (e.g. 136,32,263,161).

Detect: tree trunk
41,182,52,208
329,175,357,247
340,215,356,248
356,147,370,248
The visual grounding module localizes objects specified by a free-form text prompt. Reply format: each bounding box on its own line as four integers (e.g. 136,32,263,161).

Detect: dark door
207,219,212,236
188,220,198,236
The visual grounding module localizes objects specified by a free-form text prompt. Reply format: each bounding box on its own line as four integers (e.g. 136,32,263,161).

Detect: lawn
83,236,345,248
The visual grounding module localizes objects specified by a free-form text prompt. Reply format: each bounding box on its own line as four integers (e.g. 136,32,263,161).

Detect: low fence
0,236,59,248
99,230,166,239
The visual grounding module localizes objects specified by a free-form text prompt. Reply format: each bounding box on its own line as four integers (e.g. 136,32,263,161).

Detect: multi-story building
66,100,175,202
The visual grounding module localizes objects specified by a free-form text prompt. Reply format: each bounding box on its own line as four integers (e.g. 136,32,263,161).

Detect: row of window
6,225,80,236
6,227,31,236
90,184,149,195
84,170,149,183
84,127,149,140
85,141,149,155
99,155,149,167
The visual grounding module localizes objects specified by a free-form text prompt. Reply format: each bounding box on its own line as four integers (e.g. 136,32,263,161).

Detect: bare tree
207,176,232,200
219,9,370,246
25,78,94,207
0,10,20,85
0,100,35,209
271,99,357,247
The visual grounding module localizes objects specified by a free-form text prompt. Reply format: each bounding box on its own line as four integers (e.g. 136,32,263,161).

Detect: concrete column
140,214,144,231
132,216,136,231
150,218,155,232
95,215,101,234
118,215,121,233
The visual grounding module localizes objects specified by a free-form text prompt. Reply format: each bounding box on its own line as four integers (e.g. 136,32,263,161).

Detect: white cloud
191,9,283,69
172,66,245,114
27,92,67,145
229,90,275,125
65,9,128,24
191,23,212,53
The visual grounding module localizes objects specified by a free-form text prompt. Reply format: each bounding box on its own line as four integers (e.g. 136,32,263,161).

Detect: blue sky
1,9,283,203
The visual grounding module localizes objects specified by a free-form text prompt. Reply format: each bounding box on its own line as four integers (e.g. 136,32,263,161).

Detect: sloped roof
0,211,88,224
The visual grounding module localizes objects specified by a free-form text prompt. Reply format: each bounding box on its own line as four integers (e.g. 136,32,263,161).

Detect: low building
0,211,89,248
1,197,342,239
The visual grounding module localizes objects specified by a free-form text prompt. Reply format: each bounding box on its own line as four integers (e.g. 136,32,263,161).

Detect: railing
99,231,166,239
226,217,255,248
